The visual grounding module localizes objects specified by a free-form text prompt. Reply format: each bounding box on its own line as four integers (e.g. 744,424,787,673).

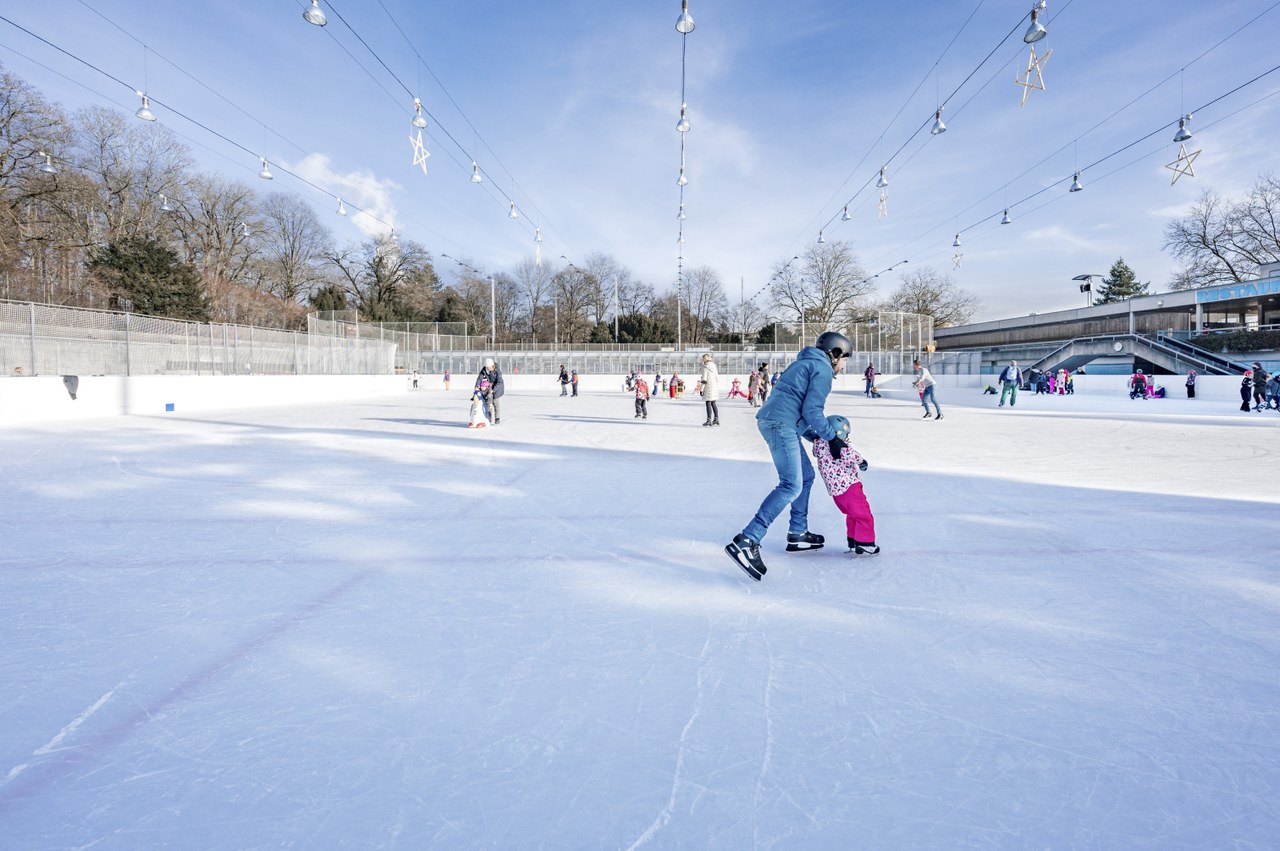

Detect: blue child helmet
826,414,850,441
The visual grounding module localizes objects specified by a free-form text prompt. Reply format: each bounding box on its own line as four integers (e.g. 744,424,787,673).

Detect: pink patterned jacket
813,438,865,498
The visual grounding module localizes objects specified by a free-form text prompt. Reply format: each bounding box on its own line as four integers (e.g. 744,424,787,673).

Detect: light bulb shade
930,109,946,135
534,227,542,243
675,1,695,33
876,168,889,188
39,154,57,175
678,205,686,220
470,161,483,184
412,98,428,129
817,231,826,244
135,94,156,122
677,171,688,186
1069,172,1083,192
1173,115,1192,143
509,202,519,219
841,206,852,222
160,194,174,212
676,105,690,133
304,0,328,26
1001,209,1012,224
258,158,273,180
1023,9,1046,43
336,198,347,216
952,233,962,247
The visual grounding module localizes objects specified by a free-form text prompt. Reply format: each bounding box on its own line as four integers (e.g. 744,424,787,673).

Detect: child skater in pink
812,414,878,555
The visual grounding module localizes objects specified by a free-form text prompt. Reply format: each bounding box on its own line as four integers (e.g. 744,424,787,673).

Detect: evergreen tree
88,237,210,321
309,283,349,313
1094,257,1150,304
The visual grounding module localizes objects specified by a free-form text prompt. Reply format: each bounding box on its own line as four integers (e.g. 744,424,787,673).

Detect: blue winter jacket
756,346,838,441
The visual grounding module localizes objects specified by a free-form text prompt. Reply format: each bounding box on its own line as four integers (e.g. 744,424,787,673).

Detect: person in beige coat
699,353,721,427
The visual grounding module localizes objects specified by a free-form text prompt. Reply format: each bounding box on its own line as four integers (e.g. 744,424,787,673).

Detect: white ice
2,384,1278,849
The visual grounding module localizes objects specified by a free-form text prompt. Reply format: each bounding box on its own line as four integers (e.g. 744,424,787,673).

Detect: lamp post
1072,273,1103,308
488,275,495,349
613,274,619,345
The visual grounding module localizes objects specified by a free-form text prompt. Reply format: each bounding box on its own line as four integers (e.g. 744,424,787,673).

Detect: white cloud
287,153,401,239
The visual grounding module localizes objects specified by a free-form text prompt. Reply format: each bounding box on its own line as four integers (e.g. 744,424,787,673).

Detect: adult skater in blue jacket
726,331,851,581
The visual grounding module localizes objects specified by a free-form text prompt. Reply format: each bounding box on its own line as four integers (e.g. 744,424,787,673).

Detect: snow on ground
2,383,1278,849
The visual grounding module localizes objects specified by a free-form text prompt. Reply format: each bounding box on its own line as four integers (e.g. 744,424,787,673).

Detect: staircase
1028,334,1245,376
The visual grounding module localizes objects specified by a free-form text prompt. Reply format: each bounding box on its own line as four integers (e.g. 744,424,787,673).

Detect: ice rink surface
2,383,1278,849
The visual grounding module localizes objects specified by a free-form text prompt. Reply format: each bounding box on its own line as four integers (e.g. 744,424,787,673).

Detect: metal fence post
124,312,132,376
29,302,36,374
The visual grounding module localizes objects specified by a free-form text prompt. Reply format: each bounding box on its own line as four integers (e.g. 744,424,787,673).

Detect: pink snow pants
833,482,876,543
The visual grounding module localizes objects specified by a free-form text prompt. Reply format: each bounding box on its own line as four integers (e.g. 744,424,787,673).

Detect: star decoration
1164,143,1201,185
409,130,430,175
1015,45,1052,107
952,250,964,270
877,189,888,220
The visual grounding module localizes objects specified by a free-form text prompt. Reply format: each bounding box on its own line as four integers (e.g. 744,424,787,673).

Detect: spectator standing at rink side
997,361,1022,407
699,353,721,427
1185,369,1197,399
913,359,942,420
725,331,852,581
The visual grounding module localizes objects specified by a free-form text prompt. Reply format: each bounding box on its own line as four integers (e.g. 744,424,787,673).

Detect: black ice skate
785,531,825,552
846,538,880,555
726,534,767,581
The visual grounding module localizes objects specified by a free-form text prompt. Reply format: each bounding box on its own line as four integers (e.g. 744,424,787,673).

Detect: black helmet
815,331,852,360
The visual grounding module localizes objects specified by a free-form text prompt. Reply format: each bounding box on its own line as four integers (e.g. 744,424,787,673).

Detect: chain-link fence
2,301,396,376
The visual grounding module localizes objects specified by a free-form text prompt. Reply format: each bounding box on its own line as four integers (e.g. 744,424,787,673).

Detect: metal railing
2,300,396,377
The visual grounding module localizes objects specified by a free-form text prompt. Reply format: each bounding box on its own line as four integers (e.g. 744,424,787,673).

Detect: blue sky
3,0,1278,321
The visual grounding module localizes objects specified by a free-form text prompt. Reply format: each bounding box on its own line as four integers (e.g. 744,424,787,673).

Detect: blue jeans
921,385,941,415
743,419,815,543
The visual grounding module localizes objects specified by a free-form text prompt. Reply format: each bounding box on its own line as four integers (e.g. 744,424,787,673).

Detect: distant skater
443,369,451,391
913,359,942,420
634,375,650,419
699,353,720,427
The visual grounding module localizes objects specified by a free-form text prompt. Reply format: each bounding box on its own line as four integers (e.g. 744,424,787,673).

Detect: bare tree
325,233,435,321
554,263,598,343
1164,175,1280,289
769,240,872,332
882,266,979,327
681,265,728,343
257,193,334,303
510,255,554,337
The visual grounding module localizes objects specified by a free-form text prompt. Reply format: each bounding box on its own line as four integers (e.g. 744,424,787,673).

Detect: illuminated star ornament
1164,143,1201,185
1015,45,1052,107
877,189,888,220
409,130,430,175
952,250,964,270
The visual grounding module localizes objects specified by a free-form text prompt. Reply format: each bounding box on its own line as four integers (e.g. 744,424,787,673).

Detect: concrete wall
1,374,405,426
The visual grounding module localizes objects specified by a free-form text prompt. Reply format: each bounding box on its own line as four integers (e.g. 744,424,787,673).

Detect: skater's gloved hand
828,437,847,458
858,458,869,472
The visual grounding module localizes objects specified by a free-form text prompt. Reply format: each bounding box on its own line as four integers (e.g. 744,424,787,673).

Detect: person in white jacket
699,353,721,426
913,359,942,420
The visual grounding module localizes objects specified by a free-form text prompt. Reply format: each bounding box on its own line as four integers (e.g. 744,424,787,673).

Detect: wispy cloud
288,154,401,239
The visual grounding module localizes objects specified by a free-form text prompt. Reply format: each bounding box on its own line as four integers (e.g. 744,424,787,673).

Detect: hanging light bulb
470,161,483,184
1173,114,1193,143
678,204,686,220
240,222,251,238
303,0,328,27
37,151,58,175
336,197,347,216
675,0,695,34
411,98,428,129
134,92,156,122
676,102,690,133
817,230,826,245
677,169,688,186
159,194,174,213
1023,1,1047,43
508,202,519,219
841,206,852,222
930,108,947,135
1069,171,1084,192
1001,208,1012,225
952,233,962,247
876,167,889,188
258,157,273,180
